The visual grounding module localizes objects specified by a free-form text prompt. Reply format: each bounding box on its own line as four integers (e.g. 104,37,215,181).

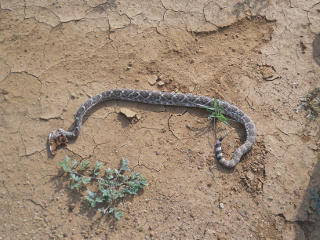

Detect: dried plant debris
298,87,320,121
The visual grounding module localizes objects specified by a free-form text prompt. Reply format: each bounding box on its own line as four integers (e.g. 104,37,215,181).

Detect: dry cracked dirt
0,0,320,239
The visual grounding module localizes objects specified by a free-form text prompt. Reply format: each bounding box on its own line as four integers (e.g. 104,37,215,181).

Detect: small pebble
70,92,76,99
246,172,255,180
2,89,9,94
148,75,158,86
120,108,137,119
69,203,76,211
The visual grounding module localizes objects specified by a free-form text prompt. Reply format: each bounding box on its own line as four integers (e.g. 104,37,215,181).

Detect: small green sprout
200,99,236,126
58,156,148,220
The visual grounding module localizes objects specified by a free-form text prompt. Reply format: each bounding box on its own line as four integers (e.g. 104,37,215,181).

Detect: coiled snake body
48,89,257,168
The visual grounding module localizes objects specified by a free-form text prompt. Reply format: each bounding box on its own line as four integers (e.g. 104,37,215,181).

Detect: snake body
48,89,257,168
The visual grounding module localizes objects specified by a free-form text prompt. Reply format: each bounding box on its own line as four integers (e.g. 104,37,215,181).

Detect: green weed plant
58,156,148,220
200,99,236,126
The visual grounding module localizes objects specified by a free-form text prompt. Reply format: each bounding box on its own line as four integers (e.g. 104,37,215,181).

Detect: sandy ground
0,0,320,239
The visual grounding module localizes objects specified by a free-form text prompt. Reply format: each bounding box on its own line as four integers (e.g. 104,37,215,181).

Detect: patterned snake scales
48,89,257,168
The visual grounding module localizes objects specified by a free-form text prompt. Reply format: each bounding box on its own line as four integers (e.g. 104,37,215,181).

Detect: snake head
48,129,68,155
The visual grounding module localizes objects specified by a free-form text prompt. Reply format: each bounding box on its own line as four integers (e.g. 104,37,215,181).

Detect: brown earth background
1,0,320,239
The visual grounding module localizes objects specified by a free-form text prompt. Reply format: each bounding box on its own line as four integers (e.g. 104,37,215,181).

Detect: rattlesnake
48,89,257,168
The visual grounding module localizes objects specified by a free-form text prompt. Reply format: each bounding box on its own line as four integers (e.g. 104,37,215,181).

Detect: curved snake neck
48,89,257,168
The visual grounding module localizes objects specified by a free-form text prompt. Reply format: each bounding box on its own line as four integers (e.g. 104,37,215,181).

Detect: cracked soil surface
1,0,320,239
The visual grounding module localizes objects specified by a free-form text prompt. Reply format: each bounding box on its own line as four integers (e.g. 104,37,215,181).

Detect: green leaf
105,168,114,179
109,208,124,221
115,190,125,198
119,174,129,182
79,160,90,171
134,175,148,187
82,176,91,184
99,185,109,196
58,156,71,172
114,210,124,220
130,172,139,180
95,195,105,203
58,161,70,172
139,176,149,186
65,155,71,162
94,161,102,176
71,182,82,190
99,185,113,202
98,207,111,214
85,195,97,207
127,186,139,195
120,158,130,171
213,98,218,110
86,189,96,197
71,160,78,169
85,190,97,207
70,173,82,182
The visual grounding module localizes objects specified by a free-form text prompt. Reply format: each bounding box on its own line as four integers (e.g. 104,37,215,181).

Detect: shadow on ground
296,154,320,239
313,34,320,67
